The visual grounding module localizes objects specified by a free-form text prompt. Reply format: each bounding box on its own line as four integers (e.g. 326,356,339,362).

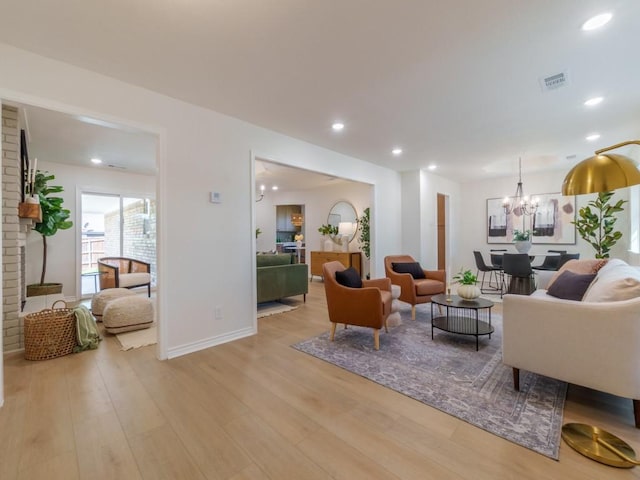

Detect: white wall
400,170,462,275
457,169,634,271
0,44,402,367
24,161,156,299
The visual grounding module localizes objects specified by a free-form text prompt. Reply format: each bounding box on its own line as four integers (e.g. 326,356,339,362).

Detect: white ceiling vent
107,163,127,170
539,70,570,92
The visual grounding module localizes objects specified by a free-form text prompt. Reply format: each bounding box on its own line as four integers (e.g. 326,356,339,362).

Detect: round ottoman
102,296,154,334
91,288,136,320
387,284,402,327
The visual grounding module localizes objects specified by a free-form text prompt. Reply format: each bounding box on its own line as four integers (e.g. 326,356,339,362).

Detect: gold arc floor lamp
561,139,640,468
562,140,640,195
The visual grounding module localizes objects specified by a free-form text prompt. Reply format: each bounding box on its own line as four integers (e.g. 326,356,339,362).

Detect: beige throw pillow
546,259,607,289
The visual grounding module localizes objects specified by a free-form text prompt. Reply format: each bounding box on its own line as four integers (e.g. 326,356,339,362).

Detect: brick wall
2,104,32,352
104,199,157,284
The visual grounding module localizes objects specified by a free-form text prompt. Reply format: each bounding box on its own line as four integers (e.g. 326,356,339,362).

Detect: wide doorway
80,192,157,297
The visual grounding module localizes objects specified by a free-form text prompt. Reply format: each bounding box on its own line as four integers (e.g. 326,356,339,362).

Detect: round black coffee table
430,294,494,351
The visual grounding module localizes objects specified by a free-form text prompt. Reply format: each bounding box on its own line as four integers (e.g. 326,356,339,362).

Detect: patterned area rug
292,305,567,459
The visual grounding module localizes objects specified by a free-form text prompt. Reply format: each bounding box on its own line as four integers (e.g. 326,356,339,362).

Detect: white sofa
503,259,640,427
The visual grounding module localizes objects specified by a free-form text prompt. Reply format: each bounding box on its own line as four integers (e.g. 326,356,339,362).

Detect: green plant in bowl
453,269,478,285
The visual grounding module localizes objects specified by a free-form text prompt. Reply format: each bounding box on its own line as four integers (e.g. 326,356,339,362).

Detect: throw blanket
74,305,101,352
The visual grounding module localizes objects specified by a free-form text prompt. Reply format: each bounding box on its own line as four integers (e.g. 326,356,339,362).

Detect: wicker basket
24,300,76,361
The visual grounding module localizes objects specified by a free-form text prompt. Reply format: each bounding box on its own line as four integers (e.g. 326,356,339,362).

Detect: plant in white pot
512,229,532,254
453,268,480,300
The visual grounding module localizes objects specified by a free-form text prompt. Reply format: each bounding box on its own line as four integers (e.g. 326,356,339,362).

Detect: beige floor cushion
91,288,136,319
103,296,154,334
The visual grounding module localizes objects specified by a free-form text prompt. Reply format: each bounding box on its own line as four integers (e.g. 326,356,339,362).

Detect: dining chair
472,251,502,294
502,253,536,295
532,249,567,271
490,249,507,269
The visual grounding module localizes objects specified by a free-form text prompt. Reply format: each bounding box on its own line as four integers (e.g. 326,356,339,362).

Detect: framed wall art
487,197,514,244
531,192,576,244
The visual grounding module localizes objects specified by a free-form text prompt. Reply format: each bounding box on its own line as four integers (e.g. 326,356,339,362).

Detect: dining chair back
490,249,507,269
532,249,567,271
557,253,580,269
503,253,535,295
472,251,502,293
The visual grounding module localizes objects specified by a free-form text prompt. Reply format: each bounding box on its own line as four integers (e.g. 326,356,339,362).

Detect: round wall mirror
327,201,358,243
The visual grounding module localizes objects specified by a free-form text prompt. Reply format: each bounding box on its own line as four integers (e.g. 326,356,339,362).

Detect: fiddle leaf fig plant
32,171,73,285
572,191,626,259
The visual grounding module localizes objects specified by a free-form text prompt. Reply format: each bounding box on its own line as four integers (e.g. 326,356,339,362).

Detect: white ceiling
1,1,640,182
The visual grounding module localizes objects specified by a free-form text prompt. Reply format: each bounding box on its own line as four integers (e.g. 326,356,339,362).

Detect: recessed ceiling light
584,96,604,107
391,148,403,156
581,12,612,31
427,164,437,171
272,185,278,191
586,133,601,141
90,158,102,164
331,122,345,131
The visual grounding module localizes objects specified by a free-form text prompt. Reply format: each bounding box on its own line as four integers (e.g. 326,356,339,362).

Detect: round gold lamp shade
562,140,640,195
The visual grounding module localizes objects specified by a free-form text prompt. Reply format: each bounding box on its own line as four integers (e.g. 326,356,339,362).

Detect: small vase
514,240,532,254
457,284,481,300
324,237,334,252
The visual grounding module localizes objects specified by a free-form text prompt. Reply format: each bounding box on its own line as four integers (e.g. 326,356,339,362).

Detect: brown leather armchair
384,255,445,320
322,261,393,350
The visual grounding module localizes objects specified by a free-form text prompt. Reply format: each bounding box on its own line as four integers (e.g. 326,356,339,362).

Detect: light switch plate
210,191,221,203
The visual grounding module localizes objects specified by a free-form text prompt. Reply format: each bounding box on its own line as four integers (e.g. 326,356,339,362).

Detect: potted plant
318,224,338,251
452,268,480,300
26,171,73,296
573,191,626,259
512,229,532,254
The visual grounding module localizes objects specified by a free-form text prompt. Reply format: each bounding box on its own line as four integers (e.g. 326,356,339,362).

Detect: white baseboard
167,326,256,359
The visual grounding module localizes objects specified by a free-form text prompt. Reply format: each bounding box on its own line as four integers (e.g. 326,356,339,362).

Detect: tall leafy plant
32,171,73,285
572,191,625,259
358,207,370,259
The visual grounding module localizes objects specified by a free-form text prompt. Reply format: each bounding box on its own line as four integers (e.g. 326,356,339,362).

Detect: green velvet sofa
257,254,308,303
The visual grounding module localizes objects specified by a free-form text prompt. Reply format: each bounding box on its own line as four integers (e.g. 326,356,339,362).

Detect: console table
310,251,362,281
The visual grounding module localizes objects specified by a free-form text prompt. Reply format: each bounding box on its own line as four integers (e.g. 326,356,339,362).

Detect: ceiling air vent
106,163,127,170
539,70,569,92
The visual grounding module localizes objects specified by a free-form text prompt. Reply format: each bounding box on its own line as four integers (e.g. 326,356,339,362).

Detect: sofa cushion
391,262,426,279
582,260,640,302
546,270,596,301
256,254,292,267
119,272,151,288
547,259,607,289
335,267,363,288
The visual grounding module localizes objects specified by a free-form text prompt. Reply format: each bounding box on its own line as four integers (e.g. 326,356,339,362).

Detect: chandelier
503,157,539,216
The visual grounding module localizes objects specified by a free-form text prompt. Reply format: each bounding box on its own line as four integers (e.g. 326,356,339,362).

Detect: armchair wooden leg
330,323,337,342
374,329,380,350
513,367,520,391
384,318,388,333
411,305,416,320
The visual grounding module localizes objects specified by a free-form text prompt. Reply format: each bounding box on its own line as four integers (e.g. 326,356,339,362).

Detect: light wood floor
2,282,640,479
